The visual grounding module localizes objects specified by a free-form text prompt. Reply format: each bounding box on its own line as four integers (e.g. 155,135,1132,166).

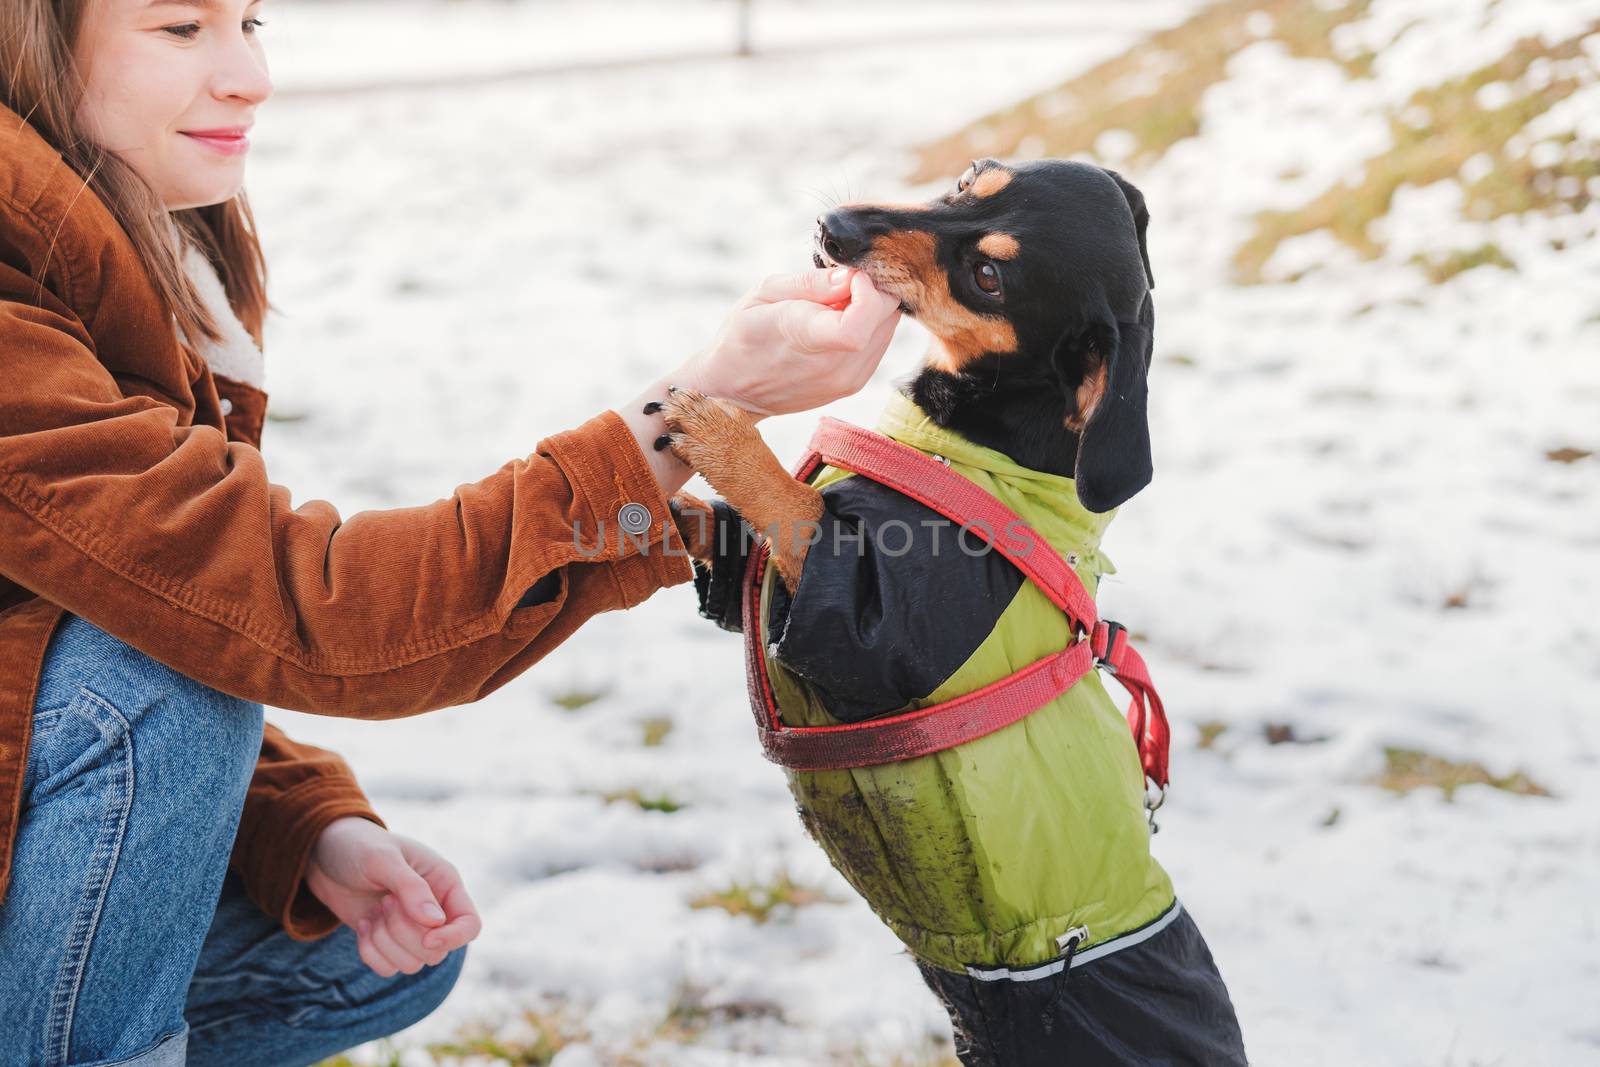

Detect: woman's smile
181,124,251,156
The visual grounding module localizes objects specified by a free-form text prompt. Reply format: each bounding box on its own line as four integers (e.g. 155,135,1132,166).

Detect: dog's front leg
649,387,822,595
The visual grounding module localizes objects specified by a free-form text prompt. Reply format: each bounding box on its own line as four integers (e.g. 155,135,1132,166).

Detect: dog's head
814,158,1155,512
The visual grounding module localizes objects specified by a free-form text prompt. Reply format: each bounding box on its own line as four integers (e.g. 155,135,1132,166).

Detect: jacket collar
1,101,202,420
873,387,1118,559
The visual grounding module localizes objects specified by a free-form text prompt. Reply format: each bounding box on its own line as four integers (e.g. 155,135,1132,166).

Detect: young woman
0,1,902,1064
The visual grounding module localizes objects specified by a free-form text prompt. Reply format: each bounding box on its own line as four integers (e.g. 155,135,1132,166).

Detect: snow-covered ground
247,2,1599,1063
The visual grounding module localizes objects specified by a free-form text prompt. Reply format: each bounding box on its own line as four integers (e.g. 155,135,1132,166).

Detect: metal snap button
617,502,652,535
219,397,234,415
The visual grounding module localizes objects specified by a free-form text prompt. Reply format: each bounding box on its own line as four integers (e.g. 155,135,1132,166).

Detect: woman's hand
676,267,903,419
305,817,482,977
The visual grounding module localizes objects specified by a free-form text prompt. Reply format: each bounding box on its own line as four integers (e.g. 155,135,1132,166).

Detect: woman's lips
181,130,250,157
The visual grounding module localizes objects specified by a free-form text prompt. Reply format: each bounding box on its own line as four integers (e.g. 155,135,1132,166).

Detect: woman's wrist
617,362,763,498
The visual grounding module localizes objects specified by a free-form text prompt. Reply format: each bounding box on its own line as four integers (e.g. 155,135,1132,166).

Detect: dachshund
639,162,1244,1066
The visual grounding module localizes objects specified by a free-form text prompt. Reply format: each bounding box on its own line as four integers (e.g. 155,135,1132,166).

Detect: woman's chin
162,179,246,212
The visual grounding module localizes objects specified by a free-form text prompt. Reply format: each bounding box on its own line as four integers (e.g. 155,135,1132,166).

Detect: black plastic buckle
1095,620,1126,675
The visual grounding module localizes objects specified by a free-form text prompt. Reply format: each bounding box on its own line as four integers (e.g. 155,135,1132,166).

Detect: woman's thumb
373,850,446,926
751,267,853,305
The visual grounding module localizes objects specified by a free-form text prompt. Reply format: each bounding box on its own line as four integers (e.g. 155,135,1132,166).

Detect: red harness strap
742,417,1171,790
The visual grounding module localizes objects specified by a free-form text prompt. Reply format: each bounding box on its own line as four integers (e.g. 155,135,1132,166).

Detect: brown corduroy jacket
0,103,694,938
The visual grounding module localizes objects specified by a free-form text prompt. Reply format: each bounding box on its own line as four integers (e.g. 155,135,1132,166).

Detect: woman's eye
974,261,1002,295
162,18,264,40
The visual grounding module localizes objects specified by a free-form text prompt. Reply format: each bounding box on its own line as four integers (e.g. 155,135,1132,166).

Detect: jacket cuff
537,408,694,607
234,778,387,941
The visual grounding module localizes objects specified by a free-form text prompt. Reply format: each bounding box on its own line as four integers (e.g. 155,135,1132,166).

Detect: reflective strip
962,899,1185,983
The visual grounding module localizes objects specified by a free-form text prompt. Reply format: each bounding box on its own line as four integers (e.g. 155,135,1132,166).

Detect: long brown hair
1,0,270,345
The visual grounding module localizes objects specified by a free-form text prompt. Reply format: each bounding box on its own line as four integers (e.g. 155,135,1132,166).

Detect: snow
243,0,1598,1063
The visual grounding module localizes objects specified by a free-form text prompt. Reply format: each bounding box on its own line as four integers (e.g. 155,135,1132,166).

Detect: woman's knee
398,944,468,1027
145,667,265,797
184,943,467,1067
324,943,467,1052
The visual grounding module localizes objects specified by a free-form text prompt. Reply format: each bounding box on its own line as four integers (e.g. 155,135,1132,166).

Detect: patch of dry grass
1411,242,1517,283
651,976,788,1045
912,3,1597,287
1371,747,1552,802
598,787,687,813
828,1045,963,1067
425,1006,587,1066
546,683,610,711
321,991,957,1066
638,714,675,747
1235,26,1598,280
911,0,1374,183
1196,719,1230,750
689,867,844,924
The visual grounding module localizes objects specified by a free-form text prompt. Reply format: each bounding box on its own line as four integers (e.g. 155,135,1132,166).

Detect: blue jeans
0,614,465,1066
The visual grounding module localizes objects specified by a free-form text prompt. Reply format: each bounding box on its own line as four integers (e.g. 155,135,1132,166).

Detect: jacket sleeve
0,261,696,718
206,375,387,940
690,497,757,633
764,475,1025,722
229,721,386,941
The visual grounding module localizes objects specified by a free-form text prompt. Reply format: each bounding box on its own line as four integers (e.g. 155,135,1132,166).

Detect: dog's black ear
1071,293,1154,513
1106,169,1154,290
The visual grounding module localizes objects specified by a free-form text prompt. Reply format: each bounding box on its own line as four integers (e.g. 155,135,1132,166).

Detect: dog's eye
974,261,1002,296
956,162,978,193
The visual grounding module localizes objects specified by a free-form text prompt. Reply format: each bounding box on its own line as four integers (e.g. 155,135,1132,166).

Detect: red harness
741,417,1172,794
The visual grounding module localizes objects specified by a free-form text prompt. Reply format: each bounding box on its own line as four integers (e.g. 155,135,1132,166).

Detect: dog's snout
816,210,884,265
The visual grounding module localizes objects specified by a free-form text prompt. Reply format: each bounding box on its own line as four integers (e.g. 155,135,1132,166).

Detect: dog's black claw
642,401,663,415
653,433,673,452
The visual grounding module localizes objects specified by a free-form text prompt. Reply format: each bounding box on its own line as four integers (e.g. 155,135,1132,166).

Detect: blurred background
249,1,1599,1063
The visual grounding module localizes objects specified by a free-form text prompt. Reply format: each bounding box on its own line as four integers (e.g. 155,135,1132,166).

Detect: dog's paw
653,386,757,474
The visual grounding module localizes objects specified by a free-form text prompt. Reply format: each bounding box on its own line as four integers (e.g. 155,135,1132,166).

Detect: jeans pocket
21,708,64,795
24,692,133,806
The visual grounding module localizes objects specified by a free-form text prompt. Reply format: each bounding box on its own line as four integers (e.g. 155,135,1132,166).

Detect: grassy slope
913,0,1598,284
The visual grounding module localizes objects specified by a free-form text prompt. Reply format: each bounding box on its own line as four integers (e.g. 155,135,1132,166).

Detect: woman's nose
213,36,274,106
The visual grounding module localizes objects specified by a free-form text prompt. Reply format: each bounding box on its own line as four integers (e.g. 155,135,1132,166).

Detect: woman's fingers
420,866,483,953
395,835,483,955
776,275,900,354
683,264,904,418
355,917,400,978
365,847,447,930
835,270,901,346
368,898,428,975
846,305,904,389
421,903,482,953
375,895,450,968
772,299,847,352
748,267,853,306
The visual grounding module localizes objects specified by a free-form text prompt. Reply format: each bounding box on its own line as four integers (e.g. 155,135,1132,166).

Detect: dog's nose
816,210,880,265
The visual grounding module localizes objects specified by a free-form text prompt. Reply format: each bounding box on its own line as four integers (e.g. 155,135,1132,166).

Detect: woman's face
72,0,273,211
